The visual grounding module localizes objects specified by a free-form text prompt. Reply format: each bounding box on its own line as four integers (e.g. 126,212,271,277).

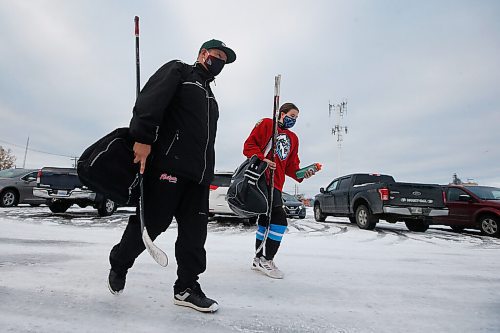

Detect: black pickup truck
33,167,116,216
313,173,448,232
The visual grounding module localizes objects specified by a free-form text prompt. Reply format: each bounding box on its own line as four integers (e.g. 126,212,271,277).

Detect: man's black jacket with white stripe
129,60,219,185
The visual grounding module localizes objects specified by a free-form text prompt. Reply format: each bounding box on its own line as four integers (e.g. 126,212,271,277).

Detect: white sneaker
251,257,260,270
257,258,284,279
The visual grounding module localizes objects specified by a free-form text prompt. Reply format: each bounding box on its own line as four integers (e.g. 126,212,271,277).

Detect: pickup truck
313,173,448,232
33,167,116,216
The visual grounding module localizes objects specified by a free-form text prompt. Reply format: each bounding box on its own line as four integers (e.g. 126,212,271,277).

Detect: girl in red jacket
243,102,316,279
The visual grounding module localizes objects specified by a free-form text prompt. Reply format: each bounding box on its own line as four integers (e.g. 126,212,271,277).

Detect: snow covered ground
1,206,499,333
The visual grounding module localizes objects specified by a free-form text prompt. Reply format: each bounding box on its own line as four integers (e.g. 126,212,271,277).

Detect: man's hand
263,158,276,170
133,142,151,174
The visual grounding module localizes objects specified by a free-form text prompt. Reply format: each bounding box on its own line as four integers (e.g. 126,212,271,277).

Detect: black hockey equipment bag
77,127,140,205
226,155,269,218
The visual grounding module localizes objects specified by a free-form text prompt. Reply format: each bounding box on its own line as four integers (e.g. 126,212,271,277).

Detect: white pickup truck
33,167,116,216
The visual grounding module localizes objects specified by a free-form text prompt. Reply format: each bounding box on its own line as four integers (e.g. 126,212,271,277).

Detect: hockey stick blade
139,174,168,267
142,229,169,267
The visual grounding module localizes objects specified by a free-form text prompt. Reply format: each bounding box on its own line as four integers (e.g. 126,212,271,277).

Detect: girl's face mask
282,115,297,129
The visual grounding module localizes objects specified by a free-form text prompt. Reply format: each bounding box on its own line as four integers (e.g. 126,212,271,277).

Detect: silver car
209,171,235,217
0,168,48,207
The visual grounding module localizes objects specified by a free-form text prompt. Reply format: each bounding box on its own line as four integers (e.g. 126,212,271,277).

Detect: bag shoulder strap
263,136,273,157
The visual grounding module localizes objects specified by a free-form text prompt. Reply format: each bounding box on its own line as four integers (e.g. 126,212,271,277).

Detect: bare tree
0,146,16,170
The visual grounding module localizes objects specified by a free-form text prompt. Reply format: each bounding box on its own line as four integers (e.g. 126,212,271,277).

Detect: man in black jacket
107,39,236,313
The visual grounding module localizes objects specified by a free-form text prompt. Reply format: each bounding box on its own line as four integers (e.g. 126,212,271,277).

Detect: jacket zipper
200,80,210,184
165,130,179,157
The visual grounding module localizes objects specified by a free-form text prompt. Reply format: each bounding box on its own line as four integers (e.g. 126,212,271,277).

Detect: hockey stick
256,74,281,256
139,175,168,266
134,16,168,267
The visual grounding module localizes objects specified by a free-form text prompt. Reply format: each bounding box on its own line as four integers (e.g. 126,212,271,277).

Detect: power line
0,138,77,159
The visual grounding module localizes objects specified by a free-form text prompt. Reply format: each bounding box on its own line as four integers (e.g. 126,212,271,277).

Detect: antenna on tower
329,99,348,177
329,99,348,148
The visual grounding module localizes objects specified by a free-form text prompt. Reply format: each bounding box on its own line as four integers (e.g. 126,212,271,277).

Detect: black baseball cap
199,39,236,64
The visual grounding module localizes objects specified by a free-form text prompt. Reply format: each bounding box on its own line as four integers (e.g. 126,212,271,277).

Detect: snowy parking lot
1,205,499,332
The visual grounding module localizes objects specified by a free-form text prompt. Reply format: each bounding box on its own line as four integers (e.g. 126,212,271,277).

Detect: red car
432,185,500,237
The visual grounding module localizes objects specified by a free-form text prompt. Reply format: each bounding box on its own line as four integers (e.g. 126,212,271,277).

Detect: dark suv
432,185,500,237
282,192,306,219
247,192,307,224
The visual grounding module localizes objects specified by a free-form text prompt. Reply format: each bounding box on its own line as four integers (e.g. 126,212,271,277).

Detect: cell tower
329,99,348,176
329,100,348,147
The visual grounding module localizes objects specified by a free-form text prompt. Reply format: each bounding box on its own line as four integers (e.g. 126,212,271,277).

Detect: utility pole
329,100,348,177
22,136,29,168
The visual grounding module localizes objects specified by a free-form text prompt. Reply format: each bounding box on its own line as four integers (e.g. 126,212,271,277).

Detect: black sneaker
174,283,219,313
108,269,126,295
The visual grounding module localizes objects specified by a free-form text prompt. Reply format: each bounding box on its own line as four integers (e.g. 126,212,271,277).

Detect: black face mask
204,55,225,76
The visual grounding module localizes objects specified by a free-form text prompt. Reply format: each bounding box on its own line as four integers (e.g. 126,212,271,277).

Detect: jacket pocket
165,130,179,157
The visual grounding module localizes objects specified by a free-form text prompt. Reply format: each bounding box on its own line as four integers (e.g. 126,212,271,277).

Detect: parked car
314,173,448,231
209,171,238,217
282,192,306,219
246,192,307,224
0,168,49,207
431,185,500,237
33,167,116,216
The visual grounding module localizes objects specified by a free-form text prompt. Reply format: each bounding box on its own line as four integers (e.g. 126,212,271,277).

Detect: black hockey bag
77,127,140,205
226,155,270,218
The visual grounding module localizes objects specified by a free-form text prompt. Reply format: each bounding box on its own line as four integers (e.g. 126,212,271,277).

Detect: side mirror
458,194,472,202
320,187,325,193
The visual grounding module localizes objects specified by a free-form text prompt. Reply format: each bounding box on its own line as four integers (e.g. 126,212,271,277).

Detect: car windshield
0,169,29,178
465,186,500,200
282,192,299,202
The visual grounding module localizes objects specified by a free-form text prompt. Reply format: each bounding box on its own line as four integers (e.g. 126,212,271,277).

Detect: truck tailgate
386,183,445,208
38,168,83,190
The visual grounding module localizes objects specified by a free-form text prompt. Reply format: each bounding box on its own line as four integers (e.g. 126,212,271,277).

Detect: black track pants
109,168,209,292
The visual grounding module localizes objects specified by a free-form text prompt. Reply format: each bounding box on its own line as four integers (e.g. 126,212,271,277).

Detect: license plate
56,190,68,195
410,207,423,214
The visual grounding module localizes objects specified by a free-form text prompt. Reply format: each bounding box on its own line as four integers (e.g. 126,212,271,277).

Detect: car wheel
314,204,326,222
242,216,257,226
98,199,116,217
49,201,72,213
450,226,464,233
348,216,357,224
405,219,429,232
0,189,19,207
355,205,378,230
479,215,499,237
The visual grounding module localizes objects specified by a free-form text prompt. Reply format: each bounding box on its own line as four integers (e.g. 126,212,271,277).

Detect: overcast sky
1,0,499,196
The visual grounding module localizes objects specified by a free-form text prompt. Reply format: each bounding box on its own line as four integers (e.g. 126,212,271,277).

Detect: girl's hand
304,169,315,179
263,158,276,170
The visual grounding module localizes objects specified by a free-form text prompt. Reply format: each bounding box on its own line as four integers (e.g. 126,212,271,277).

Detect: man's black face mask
205,54,225,76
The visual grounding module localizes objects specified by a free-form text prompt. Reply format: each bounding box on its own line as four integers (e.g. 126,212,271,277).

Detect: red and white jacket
243,118,302,191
